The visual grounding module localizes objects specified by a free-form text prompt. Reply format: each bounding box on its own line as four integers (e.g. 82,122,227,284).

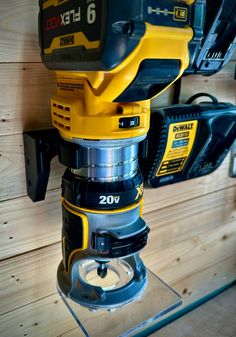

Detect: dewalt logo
60,34,74,46
173,124,194,132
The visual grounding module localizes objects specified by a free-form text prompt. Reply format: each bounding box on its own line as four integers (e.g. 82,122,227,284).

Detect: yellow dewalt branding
44,32,100,54
156,120,198,176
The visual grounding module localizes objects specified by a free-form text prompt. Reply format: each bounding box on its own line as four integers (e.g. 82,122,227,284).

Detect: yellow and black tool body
23,0,235,313
37,0,204,277
39,0,204,142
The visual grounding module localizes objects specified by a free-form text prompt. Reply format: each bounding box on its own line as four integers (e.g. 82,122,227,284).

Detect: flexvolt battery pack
140,101,236,188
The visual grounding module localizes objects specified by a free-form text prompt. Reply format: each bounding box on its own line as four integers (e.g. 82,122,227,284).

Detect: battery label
172,139,189,148
57,82,84,93
156,120,198,176
41,0,101,54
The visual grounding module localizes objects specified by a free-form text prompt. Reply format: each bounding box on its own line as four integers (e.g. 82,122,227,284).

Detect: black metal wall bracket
23,128,59,202
23,128,84,202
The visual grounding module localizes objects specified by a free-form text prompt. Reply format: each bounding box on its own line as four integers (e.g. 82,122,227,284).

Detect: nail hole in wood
182,288,188,295
20,324,24,327
3,221,8,225
11,275,15,278
1,119,6,122
16,278,20,282
9,236,14,240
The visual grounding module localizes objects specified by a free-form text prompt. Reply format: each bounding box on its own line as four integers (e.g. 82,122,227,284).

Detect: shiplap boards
0,1,40,63
178,62,236,104
0,63,56,136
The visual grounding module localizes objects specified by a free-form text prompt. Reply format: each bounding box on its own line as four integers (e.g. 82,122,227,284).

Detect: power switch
119,117,140,128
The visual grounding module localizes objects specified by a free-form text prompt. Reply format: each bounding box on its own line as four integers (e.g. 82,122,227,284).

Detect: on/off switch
119,117,140,128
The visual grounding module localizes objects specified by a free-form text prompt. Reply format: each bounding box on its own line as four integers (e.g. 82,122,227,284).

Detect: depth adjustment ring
62,169,144,210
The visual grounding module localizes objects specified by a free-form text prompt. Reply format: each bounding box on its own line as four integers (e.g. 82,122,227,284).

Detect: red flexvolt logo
45,16,62,31
45,8,81,31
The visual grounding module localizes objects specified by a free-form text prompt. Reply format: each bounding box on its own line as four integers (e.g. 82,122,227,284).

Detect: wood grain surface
0,1,39,63
0,63,56,136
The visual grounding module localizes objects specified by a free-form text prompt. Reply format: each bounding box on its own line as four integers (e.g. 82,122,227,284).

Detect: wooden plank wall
0,1,235,337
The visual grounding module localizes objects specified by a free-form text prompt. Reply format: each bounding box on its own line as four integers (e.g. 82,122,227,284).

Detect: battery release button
119,117,140,128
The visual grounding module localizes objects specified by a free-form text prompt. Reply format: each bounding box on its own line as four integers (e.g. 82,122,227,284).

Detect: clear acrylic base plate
58,268,182,337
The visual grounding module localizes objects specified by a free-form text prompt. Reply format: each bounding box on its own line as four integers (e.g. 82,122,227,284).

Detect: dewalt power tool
23,0,236,333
